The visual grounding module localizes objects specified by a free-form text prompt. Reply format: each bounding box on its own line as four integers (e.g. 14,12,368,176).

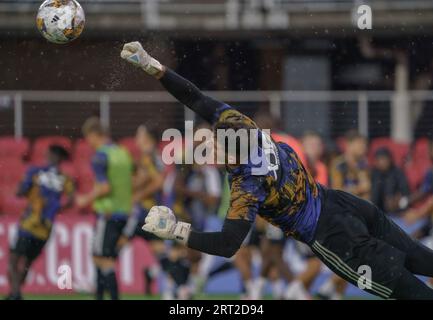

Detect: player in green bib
77,117,133,300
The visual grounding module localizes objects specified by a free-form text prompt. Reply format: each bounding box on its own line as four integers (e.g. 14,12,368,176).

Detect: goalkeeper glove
142,206,191,245
120,41,164,76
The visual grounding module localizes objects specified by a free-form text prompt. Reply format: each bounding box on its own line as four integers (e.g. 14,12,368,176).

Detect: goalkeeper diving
121,41,433,299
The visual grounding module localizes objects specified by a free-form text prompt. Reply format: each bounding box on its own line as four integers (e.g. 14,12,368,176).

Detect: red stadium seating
0,136,29,160
119,137,140,161
403,138,432,191
0,160,26,187
60,161,78,181
1,195,27,216
73,139,94,166
413,138,431,162
31,136,73,165
75,163,94,193
0,161,26,214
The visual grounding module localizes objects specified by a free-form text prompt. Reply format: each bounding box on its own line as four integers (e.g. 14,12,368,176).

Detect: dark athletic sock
103,269,119,300
169,258,190,286
158,255,171,272
144,268,152,295
95,268,105,300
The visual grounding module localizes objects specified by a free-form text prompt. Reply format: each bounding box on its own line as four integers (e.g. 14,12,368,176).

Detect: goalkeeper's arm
143,206,252,258
121,41,225,123
187,218,251,258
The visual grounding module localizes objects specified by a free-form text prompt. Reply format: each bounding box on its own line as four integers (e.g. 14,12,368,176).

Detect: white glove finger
148,206,160,214
142,223,154,233
120,49,132,59
122,42,136,53
123,42,142,53
158,206,170,214
148,206,161,217
156,206,173,217
144,214,155,225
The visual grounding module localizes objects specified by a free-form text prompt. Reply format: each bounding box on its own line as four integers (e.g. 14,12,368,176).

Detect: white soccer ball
36,0,85,44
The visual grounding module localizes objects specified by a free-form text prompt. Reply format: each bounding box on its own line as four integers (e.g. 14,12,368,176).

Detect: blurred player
371,147,410,214
318,130,370,299
401,139,433,220
161,164,197,299
172,156,221,296
76,117,133,300
117,125,167,295
193,170,245,295
6,145,74,300
285,131,328,299
252,222,293,299
330,130,370,199
302,131,328,186
235,218,264,299
123,42,433,299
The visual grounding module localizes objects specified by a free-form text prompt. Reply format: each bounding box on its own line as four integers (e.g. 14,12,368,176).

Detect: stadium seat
73,139,94,166
75,163,94,193
0,136,30,160
402,138,432,191
404,161,422,192
0,195,27,216
0,162,26,215
31,136,73,165
60,162,78,181
413,138,431,162
119,137,140,161
0,161,26,195
391,143,410,167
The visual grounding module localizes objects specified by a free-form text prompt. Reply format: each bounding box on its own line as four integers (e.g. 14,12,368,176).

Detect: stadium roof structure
2,0,433,37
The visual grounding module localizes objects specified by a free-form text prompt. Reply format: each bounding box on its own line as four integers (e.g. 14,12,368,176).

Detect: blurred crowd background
2,0,433,299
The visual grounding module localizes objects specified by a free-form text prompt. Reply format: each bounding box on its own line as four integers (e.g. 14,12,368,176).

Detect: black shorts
10,235,46,262
310,188,418,299
123,214,160,242
93,215,127,258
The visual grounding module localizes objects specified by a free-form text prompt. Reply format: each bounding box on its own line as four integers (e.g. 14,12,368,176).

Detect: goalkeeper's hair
82,117,109,136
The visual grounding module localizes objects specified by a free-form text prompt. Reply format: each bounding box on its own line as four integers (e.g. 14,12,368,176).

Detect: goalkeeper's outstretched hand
120,41,164,76
142,206,191,244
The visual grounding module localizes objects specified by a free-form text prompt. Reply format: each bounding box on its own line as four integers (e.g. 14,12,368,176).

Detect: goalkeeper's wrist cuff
172,221,191,245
